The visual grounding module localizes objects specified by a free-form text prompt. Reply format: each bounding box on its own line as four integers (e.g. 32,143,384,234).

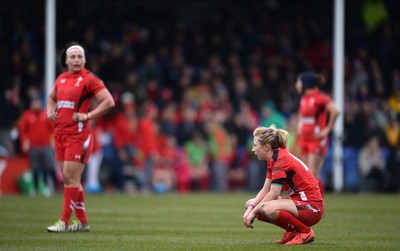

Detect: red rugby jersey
53,68,105,135
298,88,331,140
18,109,54,147
266,148,322,203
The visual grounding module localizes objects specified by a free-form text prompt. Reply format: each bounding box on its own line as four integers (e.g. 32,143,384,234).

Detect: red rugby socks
274,210,310,233
75,189,88,224
60,187,79,225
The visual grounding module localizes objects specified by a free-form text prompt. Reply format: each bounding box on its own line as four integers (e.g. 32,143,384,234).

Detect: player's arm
251,178,271,207
89,88,115,119
244,180,282,227
73,88,115,122
47,90,58,121
244,178,271,211
296,112,302,135
261,181,283,202
318,101,340,138
325,101,340,132
243,178,272,228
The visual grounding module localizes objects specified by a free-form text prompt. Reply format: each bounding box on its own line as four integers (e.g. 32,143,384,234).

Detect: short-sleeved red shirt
53,68,105,135
18,109,54,147
266,148,322,203
298,88,331,140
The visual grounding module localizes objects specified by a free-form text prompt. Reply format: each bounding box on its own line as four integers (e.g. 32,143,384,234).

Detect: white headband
66,45,85,57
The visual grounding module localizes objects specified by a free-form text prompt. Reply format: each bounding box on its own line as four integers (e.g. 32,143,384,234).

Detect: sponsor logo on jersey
57,100,75,109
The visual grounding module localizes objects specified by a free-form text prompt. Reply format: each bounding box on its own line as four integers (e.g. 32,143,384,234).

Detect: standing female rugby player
296,72,339,197
243,125,324,246
46,42,115,232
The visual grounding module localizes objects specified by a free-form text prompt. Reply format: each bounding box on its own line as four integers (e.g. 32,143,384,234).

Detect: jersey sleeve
53,77,60,94
266,162,272,180
271,155,288,181
316,92,331,107
86,74,106,95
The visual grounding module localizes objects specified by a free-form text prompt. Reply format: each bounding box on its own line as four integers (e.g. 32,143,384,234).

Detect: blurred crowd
0,0,399,194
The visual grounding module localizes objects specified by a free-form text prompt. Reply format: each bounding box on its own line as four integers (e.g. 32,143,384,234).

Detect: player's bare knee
258,202,272,219
259,202,280,221
63,176,73,186
63,174,79,186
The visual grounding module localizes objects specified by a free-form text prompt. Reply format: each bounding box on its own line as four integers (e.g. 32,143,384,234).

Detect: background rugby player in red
296,72,339,197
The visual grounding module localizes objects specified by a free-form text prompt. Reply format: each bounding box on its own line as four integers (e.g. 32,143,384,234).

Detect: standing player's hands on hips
73,112,88,122
315,127,330,139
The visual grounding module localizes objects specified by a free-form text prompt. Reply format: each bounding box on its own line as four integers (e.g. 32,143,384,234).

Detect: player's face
252,136,268,161
66,50,86,73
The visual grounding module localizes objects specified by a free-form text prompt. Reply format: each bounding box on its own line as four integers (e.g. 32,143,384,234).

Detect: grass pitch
0,192,399,250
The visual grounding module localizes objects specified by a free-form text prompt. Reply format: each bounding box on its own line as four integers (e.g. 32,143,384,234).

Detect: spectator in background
358,133,388,193
18,97,56,196
206,110,233,192
0,84,20,154
229,75,249,110
184,131,210,191
358,100,387,146
295,72,340,197
111,93,140,192
237,100,259,131
234,95,264,192
384,73,400,188
136,101,160,193
247,66,270,111
159,101,179,136
343,102,364,148
259,100,287,130
388,92,400,114
384,111,400,148
95,111,124,193
362,0,388,34
226,112,253,190
153,134,178,193
176,105,205,145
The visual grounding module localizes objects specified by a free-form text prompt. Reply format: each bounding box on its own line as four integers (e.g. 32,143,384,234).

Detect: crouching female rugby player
243,125,324,246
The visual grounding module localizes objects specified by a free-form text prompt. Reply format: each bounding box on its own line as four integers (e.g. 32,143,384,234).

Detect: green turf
0,193,399,250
